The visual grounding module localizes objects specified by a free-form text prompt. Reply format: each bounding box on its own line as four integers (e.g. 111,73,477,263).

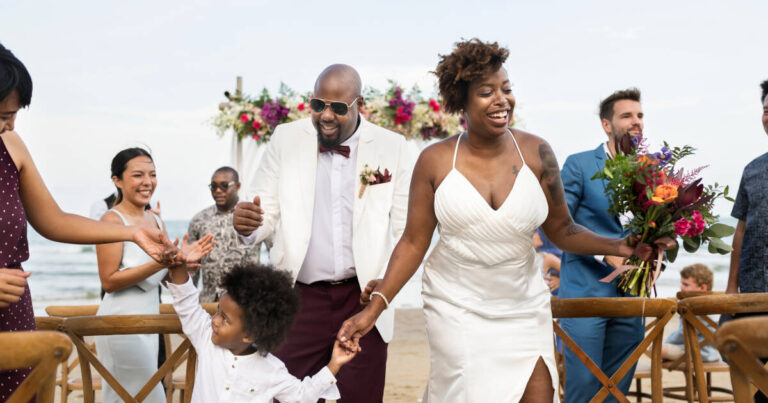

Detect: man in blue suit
560,88,645,402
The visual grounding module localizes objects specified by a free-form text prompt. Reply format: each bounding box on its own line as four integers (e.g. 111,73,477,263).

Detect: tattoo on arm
538,144,565,206
565,218,586,236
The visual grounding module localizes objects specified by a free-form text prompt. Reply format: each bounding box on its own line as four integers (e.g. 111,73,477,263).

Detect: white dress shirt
296,130,359,284
167,278,340,403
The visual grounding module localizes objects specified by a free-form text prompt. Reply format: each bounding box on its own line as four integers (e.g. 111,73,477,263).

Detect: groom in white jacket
233,64,414,402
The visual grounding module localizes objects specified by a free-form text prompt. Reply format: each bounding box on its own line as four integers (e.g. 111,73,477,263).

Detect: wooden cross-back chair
59,314,194,403
551,297,677,403
658,291,732,403
715,316,768,402
47,303,216,403
0,330,72,403
678,292,768,403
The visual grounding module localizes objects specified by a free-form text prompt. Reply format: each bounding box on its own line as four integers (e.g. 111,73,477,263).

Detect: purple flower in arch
260,100,290,127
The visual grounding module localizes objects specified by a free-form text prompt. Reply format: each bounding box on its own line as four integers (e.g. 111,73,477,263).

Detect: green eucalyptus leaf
666,242,680,263
683,236,700,253
708,237,733,254
706,223,736,238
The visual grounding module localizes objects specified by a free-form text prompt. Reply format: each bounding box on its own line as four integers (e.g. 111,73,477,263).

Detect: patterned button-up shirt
731,152,768,293
188,205,264,302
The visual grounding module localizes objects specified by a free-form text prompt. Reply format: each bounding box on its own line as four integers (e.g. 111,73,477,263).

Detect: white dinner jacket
246,116,415,343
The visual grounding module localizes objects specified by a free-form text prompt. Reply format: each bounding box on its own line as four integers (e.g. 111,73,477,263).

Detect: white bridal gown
421,133,558,402
95,210,167,403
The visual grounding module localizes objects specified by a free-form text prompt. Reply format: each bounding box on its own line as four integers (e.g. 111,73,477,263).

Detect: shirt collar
603,142,614,160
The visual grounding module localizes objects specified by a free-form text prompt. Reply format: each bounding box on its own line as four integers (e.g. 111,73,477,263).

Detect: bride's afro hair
221,264,300,355
433,38,509,114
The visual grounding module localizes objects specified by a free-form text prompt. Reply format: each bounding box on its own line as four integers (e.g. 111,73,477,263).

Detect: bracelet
370,291,390,310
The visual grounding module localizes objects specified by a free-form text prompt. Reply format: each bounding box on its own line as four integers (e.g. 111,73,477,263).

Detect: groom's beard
316,114,361,148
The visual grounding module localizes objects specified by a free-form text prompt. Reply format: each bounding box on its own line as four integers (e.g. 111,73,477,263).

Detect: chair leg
636,378,643,403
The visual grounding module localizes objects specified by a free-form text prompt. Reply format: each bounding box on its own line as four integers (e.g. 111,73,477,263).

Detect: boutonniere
359,164,392,198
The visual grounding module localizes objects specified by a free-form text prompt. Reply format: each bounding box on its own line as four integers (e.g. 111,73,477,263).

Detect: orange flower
637,155,658,168
652,184,678,203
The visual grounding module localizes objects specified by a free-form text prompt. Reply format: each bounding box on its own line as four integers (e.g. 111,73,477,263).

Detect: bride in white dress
338,39,665,402
95,148,213,403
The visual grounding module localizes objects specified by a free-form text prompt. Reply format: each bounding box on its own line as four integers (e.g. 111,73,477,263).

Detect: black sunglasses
309,97,359,116
208,181,236,191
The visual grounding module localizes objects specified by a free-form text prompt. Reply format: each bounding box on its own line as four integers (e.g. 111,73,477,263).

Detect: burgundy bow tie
318,144,350,158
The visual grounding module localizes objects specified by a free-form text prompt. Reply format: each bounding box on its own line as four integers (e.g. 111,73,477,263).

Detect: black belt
303,276,358,287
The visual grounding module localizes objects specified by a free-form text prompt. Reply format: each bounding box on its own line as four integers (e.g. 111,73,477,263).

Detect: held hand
621,235,678,261
233,196,263,236
167,263,201,284
0,269,31,308
359,279,382,305
133,227,180,264
337,308,378,353
604,255,626,269
180,233,215,263
328,340,359,375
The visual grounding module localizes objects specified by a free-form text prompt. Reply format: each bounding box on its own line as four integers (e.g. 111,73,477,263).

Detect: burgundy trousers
273,279,387,403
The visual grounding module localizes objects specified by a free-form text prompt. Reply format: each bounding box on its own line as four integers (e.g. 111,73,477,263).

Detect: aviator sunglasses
208,181,236,192
309,96,359,116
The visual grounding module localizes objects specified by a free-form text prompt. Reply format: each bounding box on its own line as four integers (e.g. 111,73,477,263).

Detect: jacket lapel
354,119,376,230
298,120,318,224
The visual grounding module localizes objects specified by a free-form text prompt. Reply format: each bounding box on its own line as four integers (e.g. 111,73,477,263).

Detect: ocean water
25,218,737,316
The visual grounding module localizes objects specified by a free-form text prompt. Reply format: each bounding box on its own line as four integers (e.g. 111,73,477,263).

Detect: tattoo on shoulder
511,165,520,176
538,144,565,206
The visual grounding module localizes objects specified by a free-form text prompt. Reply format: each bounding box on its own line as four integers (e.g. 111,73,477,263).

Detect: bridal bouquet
593,134,735,297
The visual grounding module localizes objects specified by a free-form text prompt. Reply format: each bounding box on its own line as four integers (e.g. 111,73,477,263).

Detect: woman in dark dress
0,43,179,401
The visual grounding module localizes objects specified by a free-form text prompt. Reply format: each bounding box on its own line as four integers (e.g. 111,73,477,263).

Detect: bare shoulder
510,128,557,176
0,131,31,172
100,210,123,224
415,135,458,184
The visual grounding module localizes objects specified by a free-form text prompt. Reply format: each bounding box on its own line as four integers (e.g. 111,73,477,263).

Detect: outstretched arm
4,131,175,261
533,140,661,257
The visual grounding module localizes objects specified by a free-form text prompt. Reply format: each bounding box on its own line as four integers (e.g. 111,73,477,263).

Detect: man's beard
317,127,342,148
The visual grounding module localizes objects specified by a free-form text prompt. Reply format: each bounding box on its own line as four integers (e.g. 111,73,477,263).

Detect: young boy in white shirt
166,262,357,402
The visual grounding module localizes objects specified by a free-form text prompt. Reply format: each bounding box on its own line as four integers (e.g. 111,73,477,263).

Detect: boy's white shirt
167,278,340,403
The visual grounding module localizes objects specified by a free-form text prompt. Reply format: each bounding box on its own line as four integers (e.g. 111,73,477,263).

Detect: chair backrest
45,303,218,317
678,293,768,403
715,316,768,402
551,296,677,402
0,331,72,403
59,314,198,403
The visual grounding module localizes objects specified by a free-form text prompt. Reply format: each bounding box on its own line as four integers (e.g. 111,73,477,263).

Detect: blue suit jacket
559,144,628,298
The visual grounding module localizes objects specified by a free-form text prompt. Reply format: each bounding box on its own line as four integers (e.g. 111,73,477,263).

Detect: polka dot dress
0,135,34,402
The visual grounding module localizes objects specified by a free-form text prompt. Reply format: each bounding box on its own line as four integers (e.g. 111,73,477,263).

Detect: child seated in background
662,263,719,362
166,262,356,402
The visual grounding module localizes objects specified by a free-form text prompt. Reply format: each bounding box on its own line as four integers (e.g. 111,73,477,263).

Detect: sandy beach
52,308,735,403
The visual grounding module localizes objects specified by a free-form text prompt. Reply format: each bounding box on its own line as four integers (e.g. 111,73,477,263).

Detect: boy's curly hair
680,263,713,291
221,264,300,356
434,38,509,114
761,79,768,104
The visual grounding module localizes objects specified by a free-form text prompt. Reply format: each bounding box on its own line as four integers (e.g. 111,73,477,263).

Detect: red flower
428,99,440,112
252,121,261,130
252,134,260,140
240,113,250,123
298,103,306,111
649,221,656,228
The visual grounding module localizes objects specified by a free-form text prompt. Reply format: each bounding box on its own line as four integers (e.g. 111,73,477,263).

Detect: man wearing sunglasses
188,166,264,302
234,64,415,402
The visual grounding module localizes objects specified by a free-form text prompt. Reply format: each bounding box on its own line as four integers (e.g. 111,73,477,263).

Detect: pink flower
252,134,260,140
298,103,306,111
252,121,261,130
674,217,690,236
240,113,249,123
689,210,706,236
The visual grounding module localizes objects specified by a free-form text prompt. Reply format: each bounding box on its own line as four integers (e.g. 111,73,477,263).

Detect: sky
2,0,766,220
